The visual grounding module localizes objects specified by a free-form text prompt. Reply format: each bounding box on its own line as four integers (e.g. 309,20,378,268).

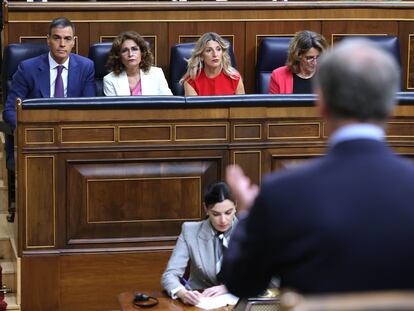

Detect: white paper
196,293,239,310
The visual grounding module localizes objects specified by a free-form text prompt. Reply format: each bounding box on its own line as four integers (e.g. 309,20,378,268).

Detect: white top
103,66,172,96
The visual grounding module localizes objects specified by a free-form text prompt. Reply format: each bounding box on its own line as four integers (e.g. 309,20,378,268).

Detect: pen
179,275,193,291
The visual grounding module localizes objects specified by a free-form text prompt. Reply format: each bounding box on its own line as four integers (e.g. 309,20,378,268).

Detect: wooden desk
118,291,224,311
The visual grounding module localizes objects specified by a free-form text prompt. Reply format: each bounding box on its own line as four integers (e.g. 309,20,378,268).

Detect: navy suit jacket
3,52,96,129
221,139,414,296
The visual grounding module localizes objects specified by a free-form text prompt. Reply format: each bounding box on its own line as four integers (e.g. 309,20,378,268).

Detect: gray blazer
161,218,238,297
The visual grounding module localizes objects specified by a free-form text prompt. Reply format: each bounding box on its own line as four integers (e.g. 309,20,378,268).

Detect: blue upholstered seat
255,37,292,94
1,42,50,221
88,42,112,96
169,42,237,96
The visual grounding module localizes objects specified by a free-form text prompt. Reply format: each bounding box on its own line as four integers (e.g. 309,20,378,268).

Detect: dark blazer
3,52,96,129
221,139,414,297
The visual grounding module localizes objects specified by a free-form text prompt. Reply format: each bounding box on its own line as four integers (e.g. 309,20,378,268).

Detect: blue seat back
256,37,292,94
2,43,50,103
88,42,112,96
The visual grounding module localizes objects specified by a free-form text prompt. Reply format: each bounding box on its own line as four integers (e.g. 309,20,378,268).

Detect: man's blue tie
54,65,64,98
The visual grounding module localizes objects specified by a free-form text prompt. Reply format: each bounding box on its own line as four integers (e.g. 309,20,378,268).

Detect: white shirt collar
329,123,385,147
48,53,70,70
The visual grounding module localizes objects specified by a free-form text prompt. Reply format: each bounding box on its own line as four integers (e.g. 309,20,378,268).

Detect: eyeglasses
303,55,320,63
121,46,141,55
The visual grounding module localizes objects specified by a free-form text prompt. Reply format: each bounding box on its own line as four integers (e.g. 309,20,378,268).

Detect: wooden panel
387,121,414,138
268,122,321,140
66,159,219,245
175,124,228,141
25,128,54,144
119,125,172,142
59,252,171,311
21,256,59,311
61,126,115,143
233,124,262,140
270,147,326,172
25,156,55,248
233,151,261,185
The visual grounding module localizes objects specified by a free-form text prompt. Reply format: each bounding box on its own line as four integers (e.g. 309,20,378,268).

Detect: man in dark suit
3,16,96,129
221,39,414,296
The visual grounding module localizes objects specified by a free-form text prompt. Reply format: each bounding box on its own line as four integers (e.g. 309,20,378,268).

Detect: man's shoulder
70,53,93,66
20,53,48,67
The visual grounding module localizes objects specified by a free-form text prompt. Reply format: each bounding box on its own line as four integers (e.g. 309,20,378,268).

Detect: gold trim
175,123,228,142
233,123,262,141
178,34,235,53
8,18,414,23
86,176,201,224
25,155,56,249
267,122,321,140
387,121,414,138
233,150,262,183
330,33,388,46
408,34,413,90
118,125,172,143
61,126,116,144
18,35,79,54
24,127,55,145
255,34,293,65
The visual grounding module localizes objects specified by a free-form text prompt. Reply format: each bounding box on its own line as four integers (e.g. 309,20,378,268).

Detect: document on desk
196,293,239,310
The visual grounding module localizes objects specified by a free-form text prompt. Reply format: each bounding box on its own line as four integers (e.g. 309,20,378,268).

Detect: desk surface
118,291,230,311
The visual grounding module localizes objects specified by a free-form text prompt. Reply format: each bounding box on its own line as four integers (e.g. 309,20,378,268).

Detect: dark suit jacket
3,52,96,129
221,139,414,297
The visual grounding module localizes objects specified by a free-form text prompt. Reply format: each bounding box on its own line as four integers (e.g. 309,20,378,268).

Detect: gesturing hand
226,165,259,215
177,289,202,305
202,285,228,297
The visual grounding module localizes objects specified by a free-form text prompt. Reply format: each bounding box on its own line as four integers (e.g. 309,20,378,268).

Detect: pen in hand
179,275,193,291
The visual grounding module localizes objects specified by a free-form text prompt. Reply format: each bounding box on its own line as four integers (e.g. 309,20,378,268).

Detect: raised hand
226,165,259,215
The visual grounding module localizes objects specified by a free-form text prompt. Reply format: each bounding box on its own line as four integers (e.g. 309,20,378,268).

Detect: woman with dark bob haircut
270,30,327,94
161,182,238,305
104,31,172,96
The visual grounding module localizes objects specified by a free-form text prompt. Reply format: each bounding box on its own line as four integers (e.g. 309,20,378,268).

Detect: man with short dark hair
221,39,414,296
3,16,96,129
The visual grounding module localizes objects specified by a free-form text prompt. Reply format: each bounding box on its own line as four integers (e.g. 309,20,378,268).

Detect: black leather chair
88,42,112,96
169,42,237,96
255,36,292,94
1,42,49,222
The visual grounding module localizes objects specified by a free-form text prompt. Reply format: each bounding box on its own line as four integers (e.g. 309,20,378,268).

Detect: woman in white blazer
161,182,238,305
104,31,172,96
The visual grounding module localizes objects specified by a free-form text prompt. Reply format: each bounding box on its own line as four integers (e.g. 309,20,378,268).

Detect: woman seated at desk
161,182,238,305
270,30,327,94
104,31,172,96
181,32,245,96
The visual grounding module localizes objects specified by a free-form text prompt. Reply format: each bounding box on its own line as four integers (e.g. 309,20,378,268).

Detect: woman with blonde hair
104,31,172,96
270,30,327,94
181,32,245,96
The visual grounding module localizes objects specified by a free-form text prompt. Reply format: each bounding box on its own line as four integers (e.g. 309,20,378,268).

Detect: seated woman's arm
184,81,198,96
235,78,245,95
103,74,117,96
161,228,201,305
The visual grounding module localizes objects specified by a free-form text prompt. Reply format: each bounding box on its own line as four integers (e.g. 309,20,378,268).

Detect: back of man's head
314,39,399,122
